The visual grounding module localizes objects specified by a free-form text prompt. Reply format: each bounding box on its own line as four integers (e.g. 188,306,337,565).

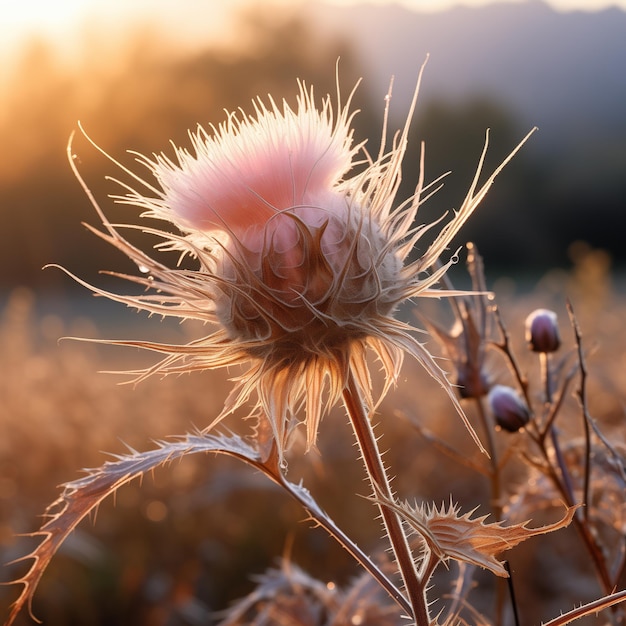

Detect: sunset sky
1,0,624,285
2,0,623,58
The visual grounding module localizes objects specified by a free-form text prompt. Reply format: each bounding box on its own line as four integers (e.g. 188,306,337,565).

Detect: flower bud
525,308,561,353
488,385,530,432
456,363,490,399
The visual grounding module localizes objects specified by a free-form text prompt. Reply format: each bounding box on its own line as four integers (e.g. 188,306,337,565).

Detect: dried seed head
525,308,561,353
422,243,492,400
488,384,530,432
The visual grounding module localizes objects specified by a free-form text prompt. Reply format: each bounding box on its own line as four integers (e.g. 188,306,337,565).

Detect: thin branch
262,445,412,617
542,590,626,626
491,306,532,410
566,300,592,524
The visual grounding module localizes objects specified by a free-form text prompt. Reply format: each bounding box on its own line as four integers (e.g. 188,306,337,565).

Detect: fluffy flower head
120,84,404,358
70,63,534,459
152,88,357,235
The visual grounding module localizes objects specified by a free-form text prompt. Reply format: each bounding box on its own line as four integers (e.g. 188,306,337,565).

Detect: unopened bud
488,385,530,432
525,308,561,353
457,364,490,399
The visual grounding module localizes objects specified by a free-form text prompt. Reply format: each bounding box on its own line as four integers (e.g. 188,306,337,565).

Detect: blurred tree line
1,7,623,293
0,11,367,293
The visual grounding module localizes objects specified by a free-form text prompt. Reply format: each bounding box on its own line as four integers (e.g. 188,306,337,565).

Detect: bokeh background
1,0,625,623
1,0,625,292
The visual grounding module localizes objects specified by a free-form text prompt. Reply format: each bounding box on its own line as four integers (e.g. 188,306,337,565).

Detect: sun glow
1,0,88,47
0,0,241,60
1,0,620,56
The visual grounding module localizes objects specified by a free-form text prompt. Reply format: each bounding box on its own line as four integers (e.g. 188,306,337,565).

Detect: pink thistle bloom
69,63,534,460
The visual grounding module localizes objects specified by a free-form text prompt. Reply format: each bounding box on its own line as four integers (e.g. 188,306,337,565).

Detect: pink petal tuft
154,89,357,238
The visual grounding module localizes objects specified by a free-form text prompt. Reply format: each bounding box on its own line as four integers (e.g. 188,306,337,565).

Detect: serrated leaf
374,496,576,577
5,432,263,625
5,429,412,624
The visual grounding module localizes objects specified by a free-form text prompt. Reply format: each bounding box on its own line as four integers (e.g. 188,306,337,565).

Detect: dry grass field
1,244,625,625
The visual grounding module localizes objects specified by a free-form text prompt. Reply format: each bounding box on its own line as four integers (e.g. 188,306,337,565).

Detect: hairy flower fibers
68,64,533,459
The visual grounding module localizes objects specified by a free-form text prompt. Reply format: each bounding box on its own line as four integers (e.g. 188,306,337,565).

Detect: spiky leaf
5,432,264,625
375,496,576,577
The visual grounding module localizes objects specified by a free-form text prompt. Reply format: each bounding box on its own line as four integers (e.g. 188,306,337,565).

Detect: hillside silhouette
308,0,626,273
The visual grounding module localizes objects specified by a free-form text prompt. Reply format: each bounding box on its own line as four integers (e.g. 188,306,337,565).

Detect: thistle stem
266,452,412,616
474,397,502,520
342,369,428,626
475,396,505,626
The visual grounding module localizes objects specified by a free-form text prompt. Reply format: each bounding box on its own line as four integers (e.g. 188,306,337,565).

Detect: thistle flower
68,64,533,461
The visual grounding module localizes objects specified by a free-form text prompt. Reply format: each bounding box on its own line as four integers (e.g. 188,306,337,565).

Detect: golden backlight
1,0,91,56
0,0,254,66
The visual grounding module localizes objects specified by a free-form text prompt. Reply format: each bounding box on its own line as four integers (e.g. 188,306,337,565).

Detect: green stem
342,369,428,626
